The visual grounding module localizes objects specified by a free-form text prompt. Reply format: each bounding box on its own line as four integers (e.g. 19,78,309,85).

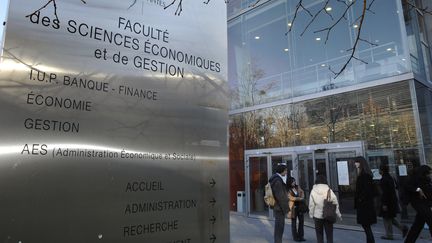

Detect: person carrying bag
323,189,337,224
309,175,342,243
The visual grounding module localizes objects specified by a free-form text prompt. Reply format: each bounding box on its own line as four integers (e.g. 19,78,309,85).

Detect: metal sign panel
0,0,228,242
0,0,9,53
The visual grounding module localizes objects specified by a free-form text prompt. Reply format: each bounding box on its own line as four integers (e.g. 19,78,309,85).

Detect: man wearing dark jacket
379,164,408,240
404,165,432,243
269,163,289,243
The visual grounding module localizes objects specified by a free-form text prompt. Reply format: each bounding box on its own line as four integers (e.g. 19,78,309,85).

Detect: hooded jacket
269,174,289,214
308,184,341,220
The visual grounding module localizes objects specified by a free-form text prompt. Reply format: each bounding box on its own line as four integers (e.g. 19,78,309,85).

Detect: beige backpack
264,182,276,208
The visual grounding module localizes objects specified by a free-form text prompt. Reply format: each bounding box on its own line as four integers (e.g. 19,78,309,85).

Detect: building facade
228,0,432,219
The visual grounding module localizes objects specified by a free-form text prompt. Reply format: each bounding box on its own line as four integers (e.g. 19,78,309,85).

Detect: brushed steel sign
0,0,228,242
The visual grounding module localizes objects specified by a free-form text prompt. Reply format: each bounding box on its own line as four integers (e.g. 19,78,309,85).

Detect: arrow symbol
210,234,216,243
209,216,216,224
209,178,216,187
209,197,216,206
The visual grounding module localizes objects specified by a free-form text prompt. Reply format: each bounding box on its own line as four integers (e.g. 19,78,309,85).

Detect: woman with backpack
354,156,377,243
309,175,341,243
287,177,307,242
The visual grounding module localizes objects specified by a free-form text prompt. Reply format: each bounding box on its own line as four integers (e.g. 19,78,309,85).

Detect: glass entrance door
244,141,364,218
328,151,358,214
298,153,314,201
315,151,327,178
246,156,268,216
271,154,293,176
269,154,293,218
246,153,295,217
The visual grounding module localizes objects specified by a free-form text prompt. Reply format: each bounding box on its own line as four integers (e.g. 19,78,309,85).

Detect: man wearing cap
269,163,289,243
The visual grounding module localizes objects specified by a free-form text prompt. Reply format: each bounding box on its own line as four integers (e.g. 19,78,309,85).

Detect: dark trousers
274,210,286,243
405,203,432,243
383,217,405,237
291,213,304,240
361,224,375,243
314,218,333,243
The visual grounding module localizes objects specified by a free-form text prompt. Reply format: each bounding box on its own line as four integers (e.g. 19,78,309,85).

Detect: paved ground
230,212,431,243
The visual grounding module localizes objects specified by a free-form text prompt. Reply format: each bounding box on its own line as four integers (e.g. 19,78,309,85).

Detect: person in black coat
269,163,289,243
404,165,432,243
379,164,408,240
354,156,377,243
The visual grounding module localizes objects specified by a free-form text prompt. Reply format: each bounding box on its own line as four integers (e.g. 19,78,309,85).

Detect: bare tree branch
25,0,87,22
359,37,378,46
366,0,376,14
329,0,368,78
250,0,263,8
3,49,44,73
284,0,374,78
286,0,313,34
204,0,228,4
25,0,59,23
405,0,432,15
336,0,349,7
314,0,356,44
128,0,137,9
300,0,332,36
352,56,368,64
164,0,227,15
164,0,183,16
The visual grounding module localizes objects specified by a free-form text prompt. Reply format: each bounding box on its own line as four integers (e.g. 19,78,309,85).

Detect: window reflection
228,0,410,109
230,81,416,150
415,82,432,167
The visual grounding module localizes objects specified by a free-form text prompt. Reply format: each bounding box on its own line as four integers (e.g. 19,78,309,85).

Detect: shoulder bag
323,188,337,223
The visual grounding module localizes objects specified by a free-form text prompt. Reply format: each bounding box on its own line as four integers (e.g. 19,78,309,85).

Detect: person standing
354,156,377,243
309,175,342,243
379,164,408,240
404,165,432,243
269,163,289,243
287,176,306,242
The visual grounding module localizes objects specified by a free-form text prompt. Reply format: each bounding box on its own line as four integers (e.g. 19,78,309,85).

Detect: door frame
245,152,297,218
244,141,365,218
244,154,270,218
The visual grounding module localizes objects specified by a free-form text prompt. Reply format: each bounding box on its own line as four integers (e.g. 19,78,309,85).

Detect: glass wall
228,0,411,109
402,0,432,81
229,81,421,208
415,81,432,166
227,0,253,18
420,0,432,80
233,81,416,149
229,117,246,211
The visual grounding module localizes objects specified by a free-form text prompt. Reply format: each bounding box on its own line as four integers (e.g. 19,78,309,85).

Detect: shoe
402,226,409,238
299,238,306,242
381,236,394,240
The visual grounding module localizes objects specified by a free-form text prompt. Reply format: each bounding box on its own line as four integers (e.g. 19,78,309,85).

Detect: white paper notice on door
337,161,350,186
398,165,408,176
